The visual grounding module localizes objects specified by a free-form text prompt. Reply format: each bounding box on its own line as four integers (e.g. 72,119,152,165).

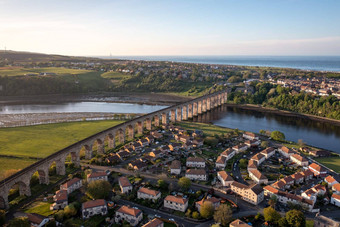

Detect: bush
192,211,200,219
86,180,112,199
271,131,285,141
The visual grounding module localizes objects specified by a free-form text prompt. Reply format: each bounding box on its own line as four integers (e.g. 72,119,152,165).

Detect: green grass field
101,71,130,79
0,67,90,77
315,156,340,173
24,201,57,216
176,121,235,136
0,120,124,179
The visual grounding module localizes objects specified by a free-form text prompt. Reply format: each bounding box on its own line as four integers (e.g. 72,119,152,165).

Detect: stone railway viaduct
0,90,228,209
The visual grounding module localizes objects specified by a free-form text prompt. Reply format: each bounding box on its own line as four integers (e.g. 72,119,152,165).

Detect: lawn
0,120,124,178
0,67,90,77
24,201,57,216
176,121,235,136
315,156,340,173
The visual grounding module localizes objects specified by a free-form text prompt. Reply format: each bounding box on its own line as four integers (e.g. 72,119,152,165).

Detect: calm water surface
192,105,340,153
0,102,168,114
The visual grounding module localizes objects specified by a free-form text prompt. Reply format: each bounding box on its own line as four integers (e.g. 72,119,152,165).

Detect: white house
215,155,227,169
82,199,107,219
50,190,68,210
250,153,266,165
231,182,264,205
186,157,205,168
260,147,276,159
232,144,248,153
290,154,309,167
245,139,261,148
164,195,188,212
332,183,340,195
217,170,234,187
278,146,294,158
170,160,181,175
325,175,338,187
220,148,235,160
60,177,82,194
87,171,108,183
309,163,327,177
243,132,259,140
331,194,340,207
27,213,50,227
118,176,133,194
249,169,268,184
185,169,207,181
137,187,161,202
115,205,143,226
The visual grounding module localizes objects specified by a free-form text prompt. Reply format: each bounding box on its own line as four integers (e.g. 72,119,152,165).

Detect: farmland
0,120,124,180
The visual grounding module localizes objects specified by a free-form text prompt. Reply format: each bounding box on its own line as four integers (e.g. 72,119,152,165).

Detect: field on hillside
0,120,124,180
315,157,340,173
0,67,90,77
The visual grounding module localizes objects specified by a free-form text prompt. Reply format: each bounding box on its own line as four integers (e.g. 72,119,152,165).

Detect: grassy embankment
0,120,124,180
176,121,235,136
314,157,340,173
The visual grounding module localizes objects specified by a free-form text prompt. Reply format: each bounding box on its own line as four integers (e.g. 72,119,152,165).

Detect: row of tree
228,82,340,120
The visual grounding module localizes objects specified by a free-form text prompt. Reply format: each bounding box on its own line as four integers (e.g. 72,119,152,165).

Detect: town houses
248,169,268,184
243,132,259,140
186,157,205,168
278,146,294,158
185,169,207,181
231,182,264,205
170,160,181,175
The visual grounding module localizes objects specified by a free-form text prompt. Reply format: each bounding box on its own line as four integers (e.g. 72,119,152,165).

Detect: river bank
225,103,340,126
0,92,192,106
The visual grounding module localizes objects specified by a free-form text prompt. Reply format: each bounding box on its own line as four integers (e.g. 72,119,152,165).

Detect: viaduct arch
0,90,228,209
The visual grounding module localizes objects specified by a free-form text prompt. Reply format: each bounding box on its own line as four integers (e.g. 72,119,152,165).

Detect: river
1,101,339,153
192,105,340,153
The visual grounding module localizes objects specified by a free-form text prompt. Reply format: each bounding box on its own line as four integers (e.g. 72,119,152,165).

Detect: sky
0,0,340,56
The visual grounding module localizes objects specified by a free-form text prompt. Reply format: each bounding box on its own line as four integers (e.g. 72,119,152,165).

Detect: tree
278,217,289,227
285,209,306,227
271,131,285,141
45,219,57,227
259,129,266,135
200,201,214,219
185,209,192,218
8,217,30,227
86,180,112,199
298,139,305,147
239,159,248,169
261,141,269,148
0,210,5,227
64,203,78,218
268,195,278,208
213,204,232,226
178,177,191,190
157,179,167,189
263,207,281,224
192,211,200,219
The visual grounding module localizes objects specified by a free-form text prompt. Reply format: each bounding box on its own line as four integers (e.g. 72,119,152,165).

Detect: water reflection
192,105,340,153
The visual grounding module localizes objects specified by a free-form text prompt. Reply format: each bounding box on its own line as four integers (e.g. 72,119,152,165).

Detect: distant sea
97,56,340,72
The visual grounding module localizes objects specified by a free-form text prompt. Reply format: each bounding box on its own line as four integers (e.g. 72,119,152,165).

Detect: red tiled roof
119,176,132,187
187,157,205,163
325,175,337,183
165,195,188,204
61,177,81,188
117,205,142,217
83,199,106,209
309,163,326,172
186,169,206,175
264,185,279,194
55,190,67,202
218,171,233,181
216,155,226,164
332,193,340,201
249,169,267,180
138,187,160,197
142,218,164,227
332,183,340,192
88,171,107,178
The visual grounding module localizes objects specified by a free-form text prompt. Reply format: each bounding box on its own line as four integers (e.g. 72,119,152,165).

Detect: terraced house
185,169,207,181
60,177,82,194
186,157,205,168
231,182,264,205
82,199,107,219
